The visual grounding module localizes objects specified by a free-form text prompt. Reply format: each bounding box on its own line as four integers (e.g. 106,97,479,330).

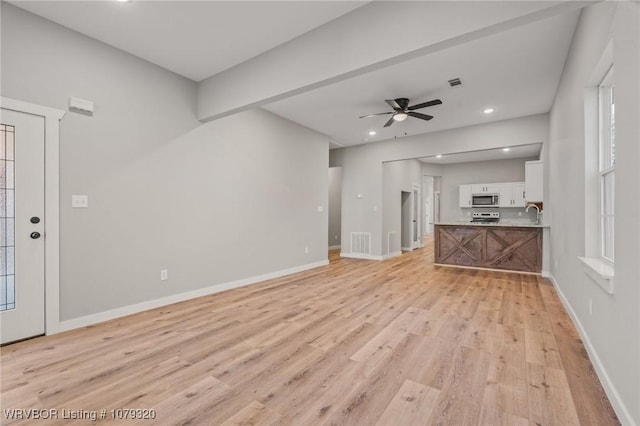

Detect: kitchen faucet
525,204,542,224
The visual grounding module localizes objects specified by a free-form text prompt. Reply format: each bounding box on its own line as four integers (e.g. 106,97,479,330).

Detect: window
599,66,615,262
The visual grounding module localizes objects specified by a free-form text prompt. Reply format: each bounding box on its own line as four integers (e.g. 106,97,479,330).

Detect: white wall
331,114,548,257
1,4,329,322
382,159,422,256
439,157,537,222
548,2,640,424
328,167,342,247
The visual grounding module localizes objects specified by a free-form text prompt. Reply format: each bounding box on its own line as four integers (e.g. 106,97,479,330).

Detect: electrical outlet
160,269,168,281
304,247,309,254
518,211,522,217
589,299,593,315
334,235,338,240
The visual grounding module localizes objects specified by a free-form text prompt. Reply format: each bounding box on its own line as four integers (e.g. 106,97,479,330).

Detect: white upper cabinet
471,183,500,194
525,160,543,202
499,182,526,207
459,184,472,208
499,184,513,207
512,182,526,207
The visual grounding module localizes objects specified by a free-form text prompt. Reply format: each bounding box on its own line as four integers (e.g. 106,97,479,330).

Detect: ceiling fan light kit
360,97,442,128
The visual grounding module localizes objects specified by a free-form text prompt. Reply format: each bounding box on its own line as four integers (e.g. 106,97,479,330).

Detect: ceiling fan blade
359,112,394,119
407,99,443,110
383,116,396,127
408,111,433,121
385,99,401,110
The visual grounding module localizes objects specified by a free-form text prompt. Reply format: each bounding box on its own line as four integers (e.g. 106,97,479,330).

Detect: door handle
30,232,41,239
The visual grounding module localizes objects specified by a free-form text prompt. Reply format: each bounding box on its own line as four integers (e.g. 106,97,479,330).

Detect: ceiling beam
197,1,590,123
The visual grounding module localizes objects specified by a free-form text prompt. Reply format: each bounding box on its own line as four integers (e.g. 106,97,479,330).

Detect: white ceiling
10,1,366,82
418,143,542,165
11,1,580,153
264,10,579,147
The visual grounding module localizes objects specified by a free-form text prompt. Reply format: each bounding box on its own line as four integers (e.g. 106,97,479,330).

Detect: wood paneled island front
434,223,542,273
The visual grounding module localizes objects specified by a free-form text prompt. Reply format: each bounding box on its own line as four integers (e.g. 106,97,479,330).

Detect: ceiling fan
360,97,442,127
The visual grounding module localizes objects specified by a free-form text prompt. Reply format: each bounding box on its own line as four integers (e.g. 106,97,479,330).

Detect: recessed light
117,0,130,2
436,154,443,158
483,108,495,114
503,147,510,152
368,131,376,136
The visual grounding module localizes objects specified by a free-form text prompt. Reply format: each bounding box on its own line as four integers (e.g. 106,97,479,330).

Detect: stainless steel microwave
472,194,499,207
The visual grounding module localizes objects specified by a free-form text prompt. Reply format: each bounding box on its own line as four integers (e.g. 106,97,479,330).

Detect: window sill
578,256,614,294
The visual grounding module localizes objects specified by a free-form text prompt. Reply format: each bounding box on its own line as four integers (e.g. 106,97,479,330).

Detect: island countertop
436,221,549,228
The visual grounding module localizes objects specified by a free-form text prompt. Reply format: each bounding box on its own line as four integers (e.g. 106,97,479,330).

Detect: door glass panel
0,125,15,311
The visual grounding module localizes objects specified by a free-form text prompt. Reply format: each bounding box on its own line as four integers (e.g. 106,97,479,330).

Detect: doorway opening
401,191,412,251
328,167,342,252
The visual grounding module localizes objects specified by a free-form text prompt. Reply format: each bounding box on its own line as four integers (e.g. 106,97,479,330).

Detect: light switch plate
317,205,324,213
71,195,89,208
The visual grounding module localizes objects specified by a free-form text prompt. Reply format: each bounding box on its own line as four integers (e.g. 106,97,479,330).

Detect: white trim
57,260,329,332
340,251,402,261
578,256,615,294
328,245,341,250
1,97,65,336
383,251,402,260
401,246,414,252
340,252,383,261
546,274,634,426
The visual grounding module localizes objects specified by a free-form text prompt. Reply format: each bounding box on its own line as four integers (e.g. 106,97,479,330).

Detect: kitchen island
434,222,544,273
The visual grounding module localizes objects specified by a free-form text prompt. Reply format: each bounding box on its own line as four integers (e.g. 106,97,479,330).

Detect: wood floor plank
350,324,409,377
426,345,492,426
0,235,619,426
524,328,564,369
148,375,232,425
219,400,285,426
374,379,439,426
527,362,581,426
318,333,421,426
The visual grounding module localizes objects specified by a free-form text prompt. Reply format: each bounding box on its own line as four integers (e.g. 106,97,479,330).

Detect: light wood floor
1,236,619,425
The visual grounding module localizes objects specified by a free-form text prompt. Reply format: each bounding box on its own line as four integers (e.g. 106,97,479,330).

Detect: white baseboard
401,246,413,252
57,260,329,333
340,251,403,261
340,252,383,261
383,251,402,260
328,245,341,250
545,274,634,426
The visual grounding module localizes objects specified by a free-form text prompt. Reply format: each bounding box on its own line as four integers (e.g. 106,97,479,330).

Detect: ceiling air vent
448,78,462,87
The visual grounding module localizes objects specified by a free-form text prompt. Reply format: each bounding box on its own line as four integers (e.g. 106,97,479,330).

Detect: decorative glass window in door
1,124,15,311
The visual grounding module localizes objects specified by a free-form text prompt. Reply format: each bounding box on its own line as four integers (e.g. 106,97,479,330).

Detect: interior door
1,108,45,344
412,186,421,248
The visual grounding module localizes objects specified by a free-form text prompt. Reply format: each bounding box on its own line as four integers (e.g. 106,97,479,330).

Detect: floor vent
350,232,371,255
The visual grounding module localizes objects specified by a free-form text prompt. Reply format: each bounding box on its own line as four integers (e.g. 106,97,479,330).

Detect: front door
1,108,45,344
